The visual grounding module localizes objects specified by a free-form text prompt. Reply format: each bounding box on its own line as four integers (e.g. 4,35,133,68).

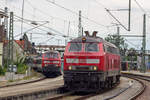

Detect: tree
105,35,128,49
105,34,128,60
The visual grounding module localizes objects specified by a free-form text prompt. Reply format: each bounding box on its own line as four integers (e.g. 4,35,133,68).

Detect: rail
46,82,120,100
49,73,147,100
0,76,46,88
121,72,147,100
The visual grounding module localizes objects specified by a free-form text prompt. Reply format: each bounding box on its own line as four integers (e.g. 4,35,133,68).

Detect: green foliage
0,66,7,76
3,49,28,74
13,51,28,74
14,58,28,74
105,34,128,49
17,64,28,74
127,48,138,61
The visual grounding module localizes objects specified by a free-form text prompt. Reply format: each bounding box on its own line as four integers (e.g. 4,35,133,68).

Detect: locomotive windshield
69,43,99,52
69,43,82,52
44,52,58,58
85,43,98,52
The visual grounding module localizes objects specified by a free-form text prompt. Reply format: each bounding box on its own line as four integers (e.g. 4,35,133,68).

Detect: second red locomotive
63,31,121,91
33,51,61,77
42,51,61,77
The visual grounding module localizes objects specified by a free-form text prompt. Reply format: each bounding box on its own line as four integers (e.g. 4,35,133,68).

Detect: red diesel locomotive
42,51,61,77
63,31,121,91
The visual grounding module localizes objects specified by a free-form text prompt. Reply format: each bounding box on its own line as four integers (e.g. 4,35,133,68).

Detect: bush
17,64,28,74
0,66,7,75
13,54,28,74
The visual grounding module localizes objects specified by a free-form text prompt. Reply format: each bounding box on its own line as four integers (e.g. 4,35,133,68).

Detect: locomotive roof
69,36,117,48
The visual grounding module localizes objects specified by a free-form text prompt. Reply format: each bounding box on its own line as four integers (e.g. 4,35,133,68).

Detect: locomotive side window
85,43,99,52
105,45,119,55
69,43,82,52
44,52,58,58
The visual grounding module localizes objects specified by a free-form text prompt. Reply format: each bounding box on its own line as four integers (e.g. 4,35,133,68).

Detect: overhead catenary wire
25,0,71,22
0,8,67,37
46,0,107,27
0,6,76,39
14,14,76,39
134,0,146,13
94,0,130,31
124,39,140,49
93,0,107,9
105,9,129,31
39,37,54,44
3,0,72,24
14,15,70,36
134,0,150,18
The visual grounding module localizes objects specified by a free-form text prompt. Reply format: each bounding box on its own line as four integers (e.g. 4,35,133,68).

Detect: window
44,52,58,58
105,45,120,55
69,43,82,52
85,43,99,52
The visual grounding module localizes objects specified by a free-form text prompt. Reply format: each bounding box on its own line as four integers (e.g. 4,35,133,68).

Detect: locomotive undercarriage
64,71,120,91
42,65,61,77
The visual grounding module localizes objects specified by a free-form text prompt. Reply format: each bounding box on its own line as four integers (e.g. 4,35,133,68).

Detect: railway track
46,82,120,100
0,73,148,100
121,72,149,100
0,76,46,88
0,76,64,100
46,73,148,100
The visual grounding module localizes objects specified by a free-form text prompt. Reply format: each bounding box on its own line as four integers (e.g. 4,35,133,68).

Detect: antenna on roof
84,31,90,37
92,31,98,37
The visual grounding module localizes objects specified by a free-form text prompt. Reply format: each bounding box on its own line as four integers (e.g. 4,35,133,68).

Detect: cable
134,0,150,18
14,17,50,37
14,15,76,39
106,9,129,31
15,14,69,36
0,7,75,45
134,0,146,13
125,39,140,49
39,37,54,44
25,0,71,22
94,0,107,9
94,0,130,31
46,0,107,27
4,0,72,23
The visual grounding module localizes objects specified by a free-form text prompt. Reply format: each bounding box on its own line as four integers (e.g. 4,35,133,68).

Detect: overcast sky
0,0,150,50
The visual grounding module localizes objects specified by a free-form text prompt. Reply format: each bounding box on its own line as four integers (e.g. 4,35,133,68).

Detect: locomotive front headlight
68,66,72,70
82,37,86,42
93,66,97,70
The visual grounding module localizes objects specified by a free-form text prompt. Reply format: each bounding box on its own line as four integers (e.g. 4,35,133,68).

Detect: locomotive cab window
44,52,58,58
69,43,82,52
85,43,99,52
